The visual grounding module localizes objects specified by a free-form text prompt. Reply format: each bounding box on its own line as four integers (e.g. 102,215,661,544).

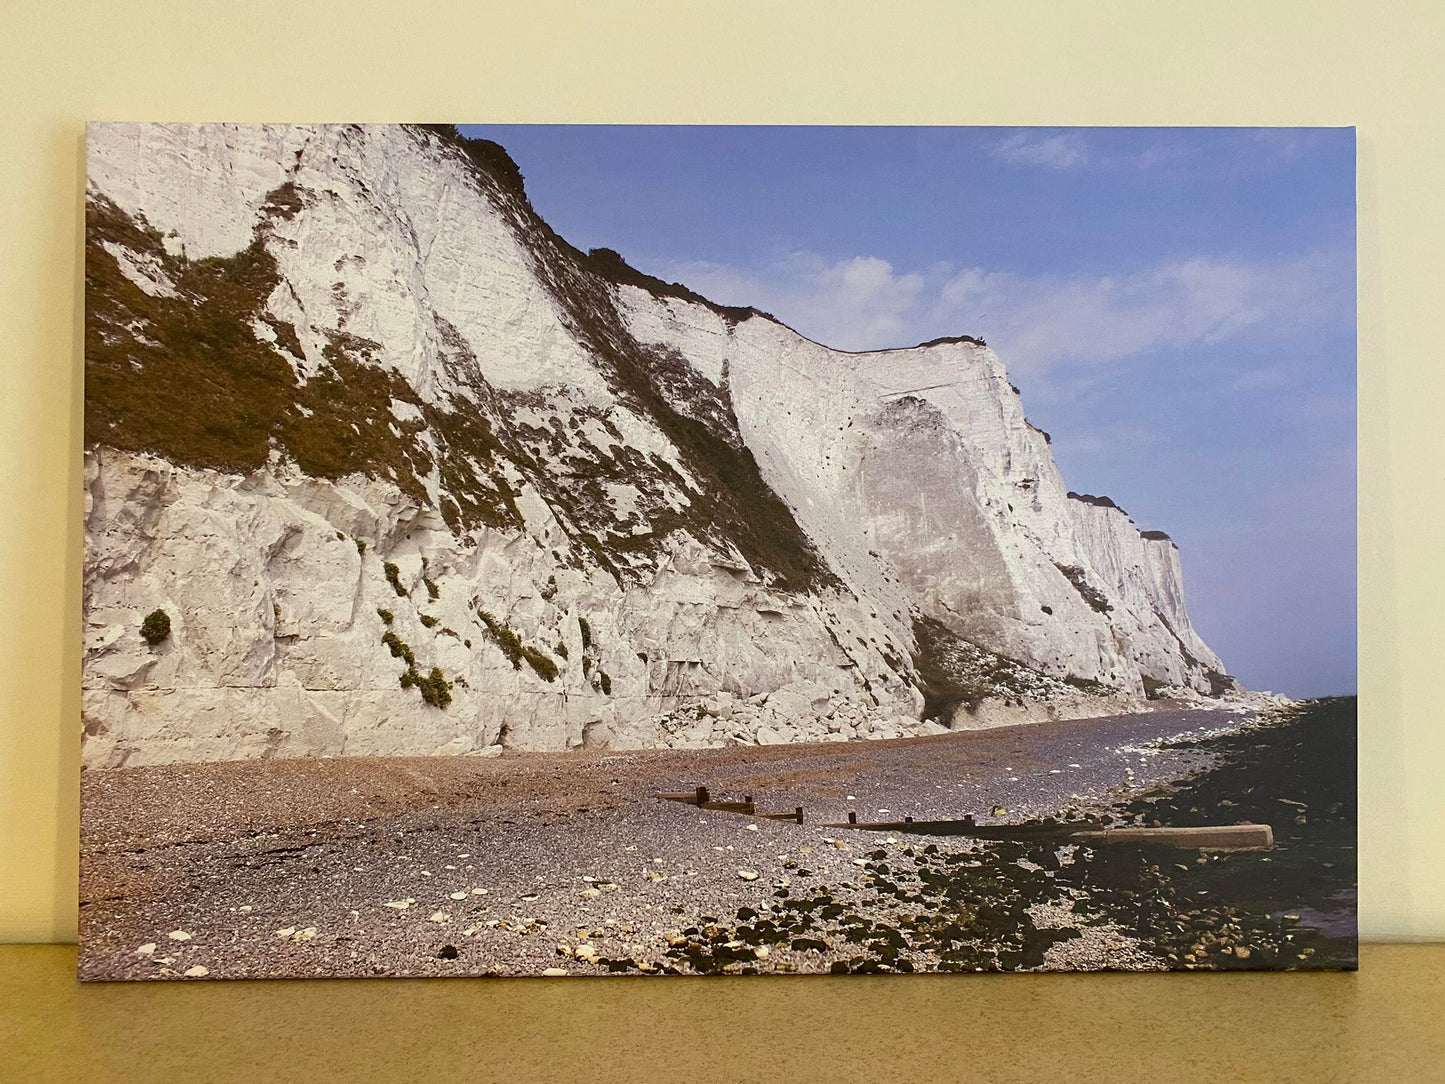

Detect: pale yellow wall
0,0,1435,943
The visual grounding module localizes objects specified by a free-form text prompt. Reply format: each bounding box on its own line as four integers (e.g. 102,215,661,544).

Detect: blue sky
459,125,1357,698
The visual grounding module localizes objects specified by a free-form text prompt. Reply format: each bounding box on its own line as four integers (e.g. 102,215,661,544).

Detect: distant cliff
81,123,1236,767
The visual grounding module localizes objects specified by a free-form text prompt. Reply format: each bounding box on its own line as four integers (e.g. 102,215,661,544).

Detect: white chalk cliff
81,123,1236,768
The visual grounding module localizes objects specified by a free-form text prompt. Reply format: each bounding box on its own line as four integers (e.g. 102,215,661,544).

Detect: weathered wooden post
905,816,914,823
795,806,804,825
744,795,755,815
696,785,709,807
1069,824,1274,850
848,811,857,824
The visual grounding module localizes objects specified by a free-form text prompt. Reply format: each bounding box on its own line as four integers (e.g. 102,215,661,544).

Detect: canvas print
80,123,1356,980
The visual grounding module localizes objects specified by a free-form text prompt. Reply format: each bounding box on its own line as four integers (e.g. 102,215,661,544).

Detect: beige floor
3,943,1443,1083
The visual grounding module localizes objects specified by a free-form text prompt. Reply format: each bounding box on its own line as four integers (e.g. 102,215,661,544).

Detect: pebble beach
78,702,1355,980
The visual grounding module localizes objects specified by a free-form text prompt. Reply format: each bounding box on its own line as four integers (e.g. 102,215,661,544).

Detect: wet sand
80,705,1326,981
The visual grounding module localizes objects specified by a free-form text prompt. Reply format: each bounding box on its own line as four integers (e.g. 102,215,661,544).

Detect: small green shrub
419,614,439,629
578,616,592,650
599,671,612,695
384,561,407,597
140,609,171,646
521,646,558,682
540,575,558,602
423,576,440,601
385,622,452,708
554,642,569,659
416,666,453,708
478,607,561,680
356,539,367,555
478,609,525,669
382,631,416,667
377,608,394,624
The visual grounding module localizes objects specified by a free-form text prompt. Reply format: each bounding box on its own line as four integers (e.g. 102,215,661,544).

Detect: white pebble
737,869,759,881
134,943,156,956
183,965,209,978
167,931,192,942
450,892,468,900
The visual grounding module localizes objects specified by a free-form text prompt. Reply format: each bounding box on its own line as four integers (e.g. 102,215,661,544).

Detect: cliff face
81,123,1234,768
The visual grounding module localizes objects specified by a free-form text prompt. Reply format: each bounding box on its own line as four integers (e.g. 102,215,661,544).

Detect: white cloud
932,249,1352,375
656,245,1352,374
663,253,925,352
1232,367,1292,392
985,130,1196,173
989,131,1089,170
1061,421,1165,457
1247,128,1336,168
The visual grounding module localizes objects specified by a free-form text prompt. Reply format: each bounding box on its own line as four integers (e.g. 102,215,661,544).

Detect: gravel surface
79,707,1254,981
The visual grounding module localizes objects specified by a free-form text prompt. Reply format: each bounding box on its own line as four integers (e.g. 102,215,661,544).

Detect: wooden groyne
656,787,804,824
656,788,1273,851
823,816,1274,851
